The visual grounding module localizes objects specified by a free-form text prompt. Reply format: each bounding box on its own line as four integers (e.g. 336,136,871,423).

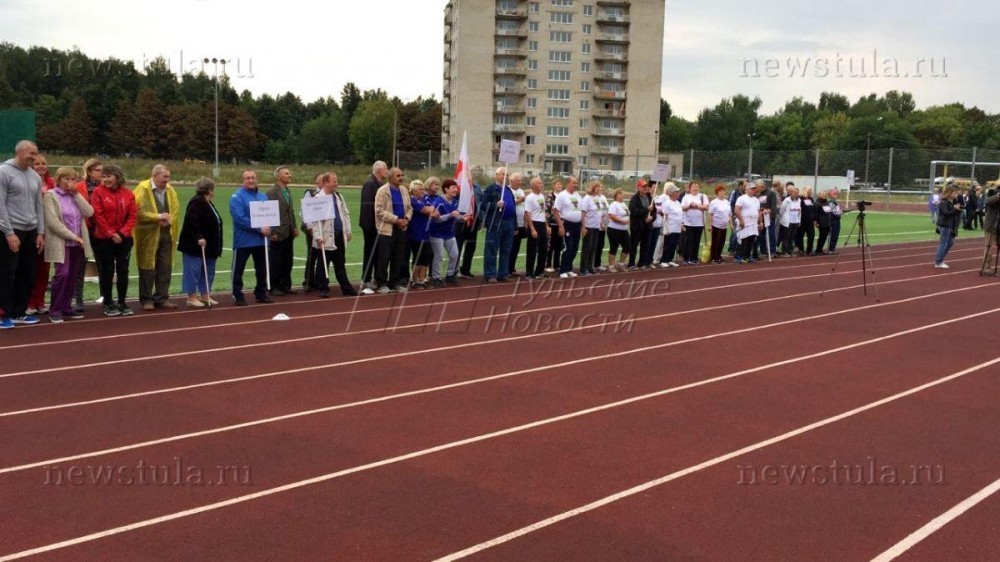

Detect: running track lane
1,291,996,558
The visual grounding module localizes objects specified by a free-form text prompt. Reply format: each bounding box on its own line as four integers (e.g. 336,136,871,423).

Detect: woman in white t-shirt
707,184,732,264
659,184,684,267
606,188,631,271
778,186,802,256
734,183,762,263
680,182,709,264
579,181,605,275
651,185,667,265
594,189,610,271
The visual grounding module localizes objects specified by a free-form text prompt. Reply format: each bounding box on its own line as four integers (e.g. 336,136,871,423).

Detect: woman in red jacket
90,164,137,316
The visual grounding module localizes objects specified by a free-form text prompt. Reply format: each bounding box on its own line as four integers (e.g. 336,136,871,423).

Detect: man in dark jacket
756,180,779,257
359,160,388,294
982,187,999,275
266,166,298,296
628,179,653,268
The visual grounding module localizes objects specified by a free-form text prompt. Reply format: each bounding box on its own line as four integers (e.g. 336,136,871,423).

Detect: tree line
0,43,441,164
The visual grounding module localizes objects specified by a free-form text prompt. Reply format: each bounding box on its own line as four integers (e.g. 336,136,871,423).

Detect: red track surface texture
1,238,997,561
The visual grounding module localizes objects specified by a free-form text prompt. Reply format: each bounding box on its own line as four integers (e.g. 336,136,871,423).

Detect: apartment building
442,0,665,176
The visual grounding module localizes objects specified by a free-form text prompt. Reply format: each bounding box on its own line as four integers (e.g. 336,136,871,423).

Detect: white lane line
0,240,964,350
0,257,975,410
871,476,1000,562
0,245,982,377
3,309,998,561
1,278,991,476
435,355,1000,562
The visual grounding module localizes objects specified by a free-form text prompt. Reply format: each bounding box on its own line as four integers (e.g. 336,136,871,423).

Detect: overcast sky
4,0,997,119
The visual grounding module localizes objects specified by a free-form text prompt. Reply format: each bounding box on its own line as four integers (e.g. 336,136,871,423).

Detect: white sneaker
559,272,570,279
934,263,949,269
377,286,392,294
96,296,104,304
598,266,608,272
360,287,375,295
568,271,578,278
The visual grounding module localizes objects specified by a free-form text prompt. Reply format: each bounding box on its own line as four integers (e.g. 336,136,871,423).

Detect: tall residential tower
442,0,665,176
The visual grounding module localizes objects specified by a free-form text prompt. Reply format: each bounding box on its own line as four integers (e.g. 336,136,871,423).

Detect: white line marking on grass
871,476,1000,562
435,355,1000,562
0,278,992,477
3,308,998,561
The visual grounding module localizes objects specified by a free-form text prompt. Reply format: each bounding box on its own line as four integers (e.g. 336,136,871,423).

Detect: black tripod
822,201,880,301
980,223,999,276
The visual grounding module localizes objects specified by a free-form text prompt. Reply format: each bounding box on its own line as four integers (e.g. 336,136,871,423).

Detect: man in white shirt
734,183,762,264
523,177,549,278
507,174,527,276
552,176,583,278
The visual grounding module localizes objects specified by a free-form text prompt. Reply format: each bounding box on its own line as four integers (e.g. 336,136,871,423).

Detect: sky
3,0,998,120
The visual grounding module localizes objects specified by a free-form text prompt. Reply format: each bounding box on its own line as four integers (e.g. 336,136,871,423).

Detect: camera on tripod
855,200,873,212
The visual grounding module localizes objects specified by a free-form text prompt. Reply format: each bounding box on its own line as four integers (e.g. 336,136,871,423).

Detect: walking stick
201,245,211,309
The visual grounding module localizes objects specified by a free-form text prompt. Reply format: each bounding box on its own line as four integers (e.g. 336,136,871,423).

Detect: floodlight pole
204,57,227,178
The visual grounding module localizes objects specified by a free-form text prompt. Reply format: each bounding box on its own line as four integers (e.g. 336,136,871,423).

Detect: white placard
846,169,856,186
499,139,521,164
301,193,334,224
250,200,281,228
651,163,672,183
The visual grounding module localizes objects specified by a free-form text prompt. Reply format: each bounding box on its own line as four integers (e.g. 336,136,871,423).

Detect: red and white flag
456,131,474,215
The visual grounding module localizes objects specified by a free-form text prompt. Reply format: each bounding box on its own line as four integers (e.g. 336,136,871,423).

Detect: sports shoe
118,303,134,316
141,302,155,311
318,291,330,298
377,286,392,294
186,299,206,308
103,304,121,317
395,286,408,293
934,262,950,269
201,297,219,306
445,275,458,284
12,315,39,325
49,315,64,324
485,278,498,284
360,287,375,295
233,298,248,307
95,296,104,304
26,307,38,315
0,318,15,329
270,289,285,297
568,271,578,278
65,312,85,320
37,306,49,314
256,296,274,304
155,301,178,309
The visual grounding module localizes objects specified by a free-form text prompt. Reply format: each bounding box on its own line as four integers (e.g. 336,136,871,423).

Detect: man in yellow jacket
133,164,180,310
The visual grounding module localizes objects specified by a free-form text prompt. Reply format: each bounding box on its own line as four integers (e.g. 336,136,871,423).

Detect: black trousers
303,229,318,289
509,226,527,274
594,230,606,267
268,236,294,293
232,245,268,300
580,227,600,273
375,229,407,289
546,225,563,269
737,235,758,261
797,222,815,254
361,227,378,284
816,227,830,253
0,229,39,318
525,221,548,277
684,226,704,263
629,222,651,267
314,231,353,294
455,220,479,276
92,237,132,306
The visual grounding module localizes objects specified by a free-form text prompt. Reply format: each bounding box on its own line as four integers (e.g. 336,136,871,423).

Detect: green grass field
76,187,979,302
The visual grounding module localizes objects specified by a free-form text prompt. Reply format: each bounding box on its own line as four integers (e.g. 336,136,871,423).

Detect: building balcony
593,106,626,117
495,7,528,19
597,70,628,81
594,51,628,62
596,13,631,25
445,50,452,62
591,145,624,155
495,47,527,58
493,125,526,135
495,27,528,38
596,0,630,5
593,89,627,100
495,64,527,75
495,105,526,115
595,32,630,44
593,127,625,137
494,84,527,95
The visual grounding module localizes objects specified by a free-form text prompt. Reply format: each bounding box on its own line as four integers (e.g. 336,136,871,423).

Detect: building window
579,138,588,147
550,31,573,43
528,59,538,70
527,116,536,126
527,97,537,108
582,24,591,35
527,78,537,89
529,40,538,51
548,70,571,82
546,144,570,155
526,135,536,145
579,100,590,110
580,81,590,91
547,126,570,137
547,89,571,101
583,5,593,16
550,12,573,24
582,43,591,54
549,51,572,63
526,154,536,164
529,21,539,32
551,0,574,6
578,155,588,166
579,118,590,129
581,62,590,72
529,2,539,13
547,107,571,119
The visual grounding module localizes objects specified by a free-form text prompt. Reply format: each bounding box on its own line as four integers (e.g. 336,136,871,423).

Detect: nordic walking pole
264,235,271,291
201,245,211,309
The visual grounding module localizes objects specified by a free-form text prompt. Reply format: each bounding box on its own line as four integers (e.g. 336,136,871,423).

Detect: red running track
0,238,997,560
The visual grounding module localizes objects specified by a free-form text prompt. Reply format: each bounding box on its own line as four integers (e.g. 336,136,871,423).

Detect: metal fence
674,147,1000,192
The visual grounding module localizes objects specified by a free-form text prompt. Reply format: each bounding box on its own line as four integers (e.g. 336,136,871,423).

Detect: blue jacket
230,186,269,249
